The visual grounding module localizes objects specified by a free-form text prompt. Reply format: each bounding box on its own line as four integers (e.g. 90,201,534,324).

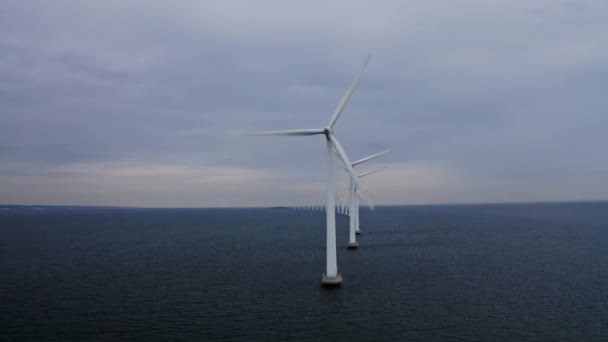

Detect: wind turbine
336,193,348,216
345,150,390,248
347,166,386,248
251,55,372,286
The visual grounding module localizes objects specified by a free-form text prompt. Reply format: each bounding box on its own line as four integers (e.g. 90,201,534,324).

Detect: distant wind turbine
250,55,372,286
348,166,386,248
345,150,390,248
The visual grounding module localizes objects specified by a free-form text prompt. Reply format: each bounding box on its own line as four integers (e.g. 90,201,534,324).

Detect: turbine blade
352,149,391,166
357,187,375,210
328,134,362,190
327,54,372,129
333,148,350,172
359,166,386,178
245,128,324,136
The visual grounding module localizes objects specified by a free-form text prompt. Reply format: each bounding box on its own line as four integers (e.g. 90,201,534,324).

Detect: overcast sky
1,0,607,207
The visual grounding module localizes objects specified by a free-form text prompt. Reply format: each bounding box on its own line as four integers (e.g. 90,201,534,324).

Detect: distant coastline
1,200,607,211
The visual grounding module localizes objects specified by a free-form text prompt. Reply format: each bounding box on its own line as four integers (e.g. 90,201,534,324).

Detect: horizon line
2,199,608,210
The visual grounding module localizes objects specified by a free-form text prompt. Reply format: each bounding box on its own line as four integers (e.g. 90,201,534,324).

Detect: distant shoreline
1,200,607,210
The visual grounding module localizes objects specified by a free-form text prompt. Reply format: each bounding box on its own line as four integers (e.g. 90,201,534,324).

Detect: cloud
1,0,607,206
0,161,287,207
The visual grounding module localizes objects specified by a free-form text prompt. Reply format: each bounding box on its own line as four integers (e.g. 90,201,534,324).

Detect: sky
1,0,607,207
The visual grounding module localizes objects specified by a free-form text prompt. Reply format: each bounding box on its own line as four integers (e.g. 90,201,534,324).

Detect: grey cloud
1,0,607,206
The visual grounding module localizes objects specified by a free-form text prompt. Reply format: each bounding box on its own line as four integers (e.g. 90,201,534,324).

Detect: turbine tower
251,55,372,286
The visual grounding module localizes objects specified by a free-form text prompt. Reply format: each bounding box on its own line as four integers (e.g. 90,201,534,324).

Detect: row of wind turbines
251,55,388,286
294,166,385,217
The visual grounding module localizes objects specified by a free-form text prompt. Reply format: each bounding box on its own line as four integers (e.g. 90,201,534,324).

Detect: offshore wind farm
2,1,608,340
250,54,386,285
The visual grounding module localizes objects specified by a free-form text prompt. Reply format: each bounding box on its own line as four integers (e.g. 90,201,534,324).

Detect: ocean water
1,203,607,341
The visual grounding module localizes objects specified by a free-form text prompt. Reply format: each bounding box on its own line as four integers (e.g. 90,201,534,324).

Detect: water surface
1,203,607,340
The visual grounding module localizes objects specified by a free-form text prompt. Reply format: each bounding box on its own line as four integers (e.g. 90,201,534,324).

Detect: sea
1,202,607,341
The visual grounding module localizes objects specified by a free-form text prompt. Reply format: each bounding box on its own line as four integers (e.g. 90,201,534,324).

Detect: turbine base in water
321,273,343,286
347,242,359,249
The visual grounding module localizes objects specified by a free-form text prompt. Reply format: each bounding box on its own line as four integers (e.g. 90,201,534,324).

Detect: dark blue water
1,203,607,341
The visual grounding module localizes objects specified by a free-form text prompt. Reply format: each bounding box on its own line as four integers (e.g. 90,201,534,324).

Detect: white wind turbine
347,165,387,248
251,55,372,286
343,150,390,248
336,194,343,215
336,193,347,216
